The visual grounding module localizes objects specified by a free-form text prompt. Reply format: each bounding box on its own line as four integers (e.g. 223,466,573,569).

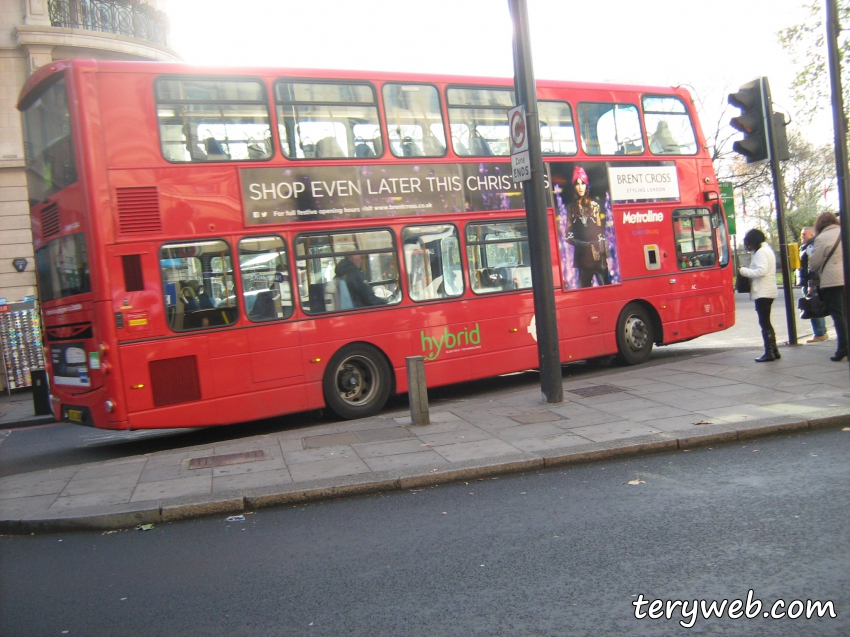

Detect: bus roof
18,58,693,110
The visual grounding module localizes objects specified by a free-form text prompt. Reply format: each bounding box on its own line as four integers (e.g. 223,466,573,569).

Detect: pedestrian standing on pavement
738,228,780,363
808,212,847,361
800,226,828,343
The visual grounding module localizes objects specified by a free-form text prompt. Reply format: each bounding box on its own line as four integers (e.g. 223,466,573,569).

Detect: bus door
235,235,304,392
666,207,727,340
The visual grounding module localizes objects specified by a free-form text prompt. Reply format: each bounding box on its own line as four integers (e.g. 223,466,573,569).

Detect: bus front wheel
323,344,392,420
615,303,654,365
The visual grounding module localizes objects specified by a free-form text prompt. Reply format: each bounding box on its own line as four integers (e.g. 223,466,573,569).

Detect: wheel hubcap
624,315,648,352
336,356,378,406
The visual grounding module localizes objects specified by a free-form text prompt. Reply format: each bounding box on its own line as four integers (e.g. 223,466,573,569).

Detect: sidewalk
0,390,55,429
1,341,849,534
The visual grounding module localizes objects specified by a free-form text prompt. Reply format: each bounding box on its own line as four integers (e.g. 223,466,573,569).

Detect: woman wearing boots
738,229,779,362
808,212,847,361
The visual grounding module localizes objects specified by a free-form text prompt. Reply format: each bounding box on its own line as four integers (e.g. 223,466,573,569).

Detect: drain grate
567,384,627,398
188,450,266,470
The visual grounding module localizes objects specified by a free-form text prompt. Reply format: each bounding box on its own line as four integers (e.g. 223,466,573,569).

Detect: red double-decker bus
18,60,733,430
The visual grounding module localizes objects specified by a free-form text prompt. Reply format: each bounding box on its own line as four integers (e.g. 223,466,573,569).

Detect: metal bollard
405,355,429,425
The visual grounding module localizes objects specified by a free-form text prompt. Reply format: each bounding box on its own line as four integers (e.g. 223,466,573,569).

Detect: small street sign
508,105,531,182
719,181,736,235
12,258,28,273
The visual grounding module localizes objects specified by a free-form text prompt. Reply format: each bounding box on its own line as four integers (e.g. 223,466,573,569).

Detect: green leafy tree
723,131,835,245
779,0,850,123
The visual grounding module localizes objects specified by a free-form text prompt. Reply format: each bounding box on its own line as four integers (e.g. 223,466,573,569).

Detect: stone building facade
0,0,179,304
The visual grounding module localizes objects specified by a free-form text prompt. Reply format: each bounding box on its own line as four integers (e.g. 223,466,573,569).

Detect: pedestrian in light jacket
808,212,846,361
738,228,780,362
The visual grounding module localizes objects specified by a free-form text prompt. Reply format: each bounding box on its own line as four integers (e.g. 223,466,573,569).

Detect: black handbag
798,294,830,319
735,275,751,294
798,235,841,320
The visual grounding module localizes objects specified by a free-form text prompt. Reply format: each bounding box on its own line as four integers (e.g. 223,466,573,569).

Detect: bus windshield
21,75,77,205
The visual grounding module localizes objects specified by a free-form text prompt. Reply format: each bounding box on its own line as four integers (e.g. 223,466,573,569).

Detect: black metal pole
508,0,562,403
764,81,797,345
825,0,850,375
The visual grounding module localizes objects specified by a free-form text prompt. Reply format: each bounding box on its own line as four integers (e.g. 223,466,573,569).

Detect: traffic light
728,78,770,164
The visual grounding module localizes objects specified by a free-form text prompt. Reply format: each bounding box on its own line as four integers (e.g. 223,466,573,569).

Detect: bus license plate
67,409,84,423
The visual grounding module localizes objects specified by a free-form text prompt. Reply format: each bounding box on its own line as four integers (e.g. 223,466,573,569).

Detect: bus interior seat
354,141,375,157
422,132,445,156
453,139,470,156
205,137,229,159
337,279,354,309
316,137,345,158
372,135,383,157
249,291,277,321
468,131,493,156
308,282,327,313
401,137,422,157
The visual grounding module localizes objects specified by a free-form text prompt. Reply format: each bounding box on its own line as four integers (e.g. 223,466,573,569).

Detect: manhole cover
188,450,266,470
567,384,627,398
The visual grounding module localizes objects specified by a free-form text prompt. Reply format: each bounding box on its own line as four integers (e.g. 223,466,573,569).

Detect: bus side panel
99,72,163,169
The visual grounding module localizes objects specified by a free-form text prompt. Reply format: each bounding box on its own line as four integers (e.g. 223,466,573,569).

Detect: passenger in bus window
334,254,387,307
649,121,678,154
566,167,610,287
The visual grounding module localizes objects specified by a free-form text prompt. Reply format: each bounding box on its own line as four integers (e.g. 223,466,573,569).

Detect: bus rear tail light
704,191,719,202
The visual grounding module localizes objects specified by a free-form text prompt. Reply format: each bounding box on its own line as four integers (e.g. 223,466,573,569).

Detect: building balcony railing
48,0,168,48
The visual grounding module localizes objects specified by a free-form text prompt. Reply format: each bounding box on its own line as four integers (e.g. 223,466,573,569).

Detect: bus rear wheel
615,303,654,365
323,344,392,420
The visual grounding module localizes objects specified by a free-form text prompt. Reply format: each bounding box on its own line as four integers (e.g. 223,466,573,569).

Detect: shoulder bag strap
818,235,842,275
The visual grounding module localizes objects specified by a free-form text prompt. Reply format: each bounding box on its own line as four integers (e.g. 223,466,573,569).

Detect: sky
166,0,830,146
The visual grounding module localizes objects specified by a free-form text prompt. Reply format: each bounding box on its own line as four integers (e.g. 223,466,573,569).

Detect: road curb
3,413,849,535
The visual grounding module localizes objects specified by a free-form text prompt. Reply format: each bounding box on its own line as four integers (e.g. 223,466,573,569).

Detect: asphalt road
1,428,847,637
0,291,821,479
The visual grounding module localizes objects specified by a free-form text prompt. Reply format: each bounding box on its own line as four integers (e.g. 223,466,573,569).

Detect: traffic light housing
729,78,770,164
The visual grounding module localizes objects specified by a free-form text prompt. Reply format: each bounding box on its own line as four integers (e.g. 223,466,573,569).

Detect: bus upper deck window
155,77,272,163
538,101,577,156
577,102,644,156
447,87,515,157
275,81,382,159
643,96,698,155
384,84,447,158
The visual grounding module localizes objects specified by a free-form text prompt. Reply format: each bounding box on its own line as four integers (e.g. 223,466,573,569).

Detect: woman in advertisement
566,166,610,288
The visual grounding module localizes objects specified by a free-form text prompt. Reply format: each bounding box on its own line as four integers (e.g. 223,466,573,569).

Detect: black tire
322,344,392,420
615,303,654,365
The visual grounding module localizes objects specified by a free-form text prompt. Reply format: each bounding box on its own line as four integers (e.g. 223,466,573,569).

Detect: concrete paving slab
50,490,136,510
287,456,371,482
352,437,431,459
283,445,358,464
213,467,293,492
566,421,662,443
354,426,415,443
510,432,589,453
131,474,212,502
0,494,59,518
362,450,450,472
432,438,522,462
303,431,361,449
